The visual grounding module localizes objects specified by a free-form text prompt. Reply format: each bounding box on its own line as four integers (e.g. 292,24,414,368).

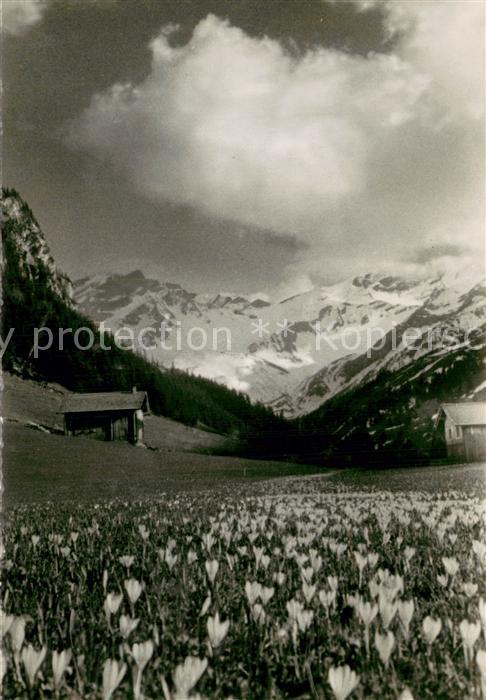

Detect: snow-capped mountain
74,269,485,415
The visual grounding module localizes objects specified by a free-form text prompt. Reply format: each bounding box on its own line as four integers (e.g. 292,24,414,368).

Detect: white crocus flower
21,644,46,687
422,616,442,645
328,664,360,700
131,641,154,700
52,649,72,689
0,610,14,636
173,656,208,698
478,598,486,642
104,592,123,618
367,552,379,568
319,589,336,610
459,620,481,664
462,582,478,598
205,559,219,584
124,578,143,605
251,603,266,624
302,583,316,605
442,557,459,577
207,612,230,648
261,586,275,605
357,600,378,627
327,576,338,591
379,596,398,629
476,648,486,677
119,614,139,639
102,659,126,700
296,609,314,633
245,581,261,605
119,555,135,569
9,617,26,652
374,630,395,667
398,599,415,639
131,640,154,672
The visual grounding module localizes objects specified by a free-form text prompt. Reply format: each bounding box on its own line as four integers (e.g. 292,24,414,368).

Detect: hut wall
463,425,486,462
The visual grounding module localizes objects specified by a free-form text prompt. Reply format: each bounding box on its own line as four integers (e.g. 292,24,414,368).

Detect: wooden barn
61,388,149,444
435,402,486,462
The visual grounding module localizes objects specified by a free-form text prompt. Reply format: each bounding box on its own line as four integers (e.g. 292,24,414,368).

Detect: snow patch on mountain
74,268,485,416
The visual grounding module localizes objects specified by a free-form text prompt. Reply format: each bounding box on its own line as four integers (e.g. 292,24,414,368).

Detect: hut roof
61,391,148,414
439,402,486,426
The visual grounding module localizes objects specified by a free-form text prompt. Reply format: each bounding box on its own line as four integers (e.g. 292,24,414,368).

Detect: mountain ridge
74,267,485,417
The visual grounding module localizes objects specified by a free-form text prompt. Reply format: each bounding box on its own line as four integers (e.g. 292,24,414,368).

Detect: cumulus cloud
69,3,485,282
3,0,46,35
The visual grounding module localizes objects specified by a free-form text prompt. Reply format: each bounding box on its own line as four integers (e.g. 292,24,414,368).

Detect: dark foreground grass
324,462,486,494
2,424,324,506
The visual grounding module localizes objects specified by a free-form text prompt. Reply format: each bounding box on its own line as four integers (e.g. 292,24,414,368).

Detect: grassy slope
2,373,324,505
2,372,229,452
2,424,324,506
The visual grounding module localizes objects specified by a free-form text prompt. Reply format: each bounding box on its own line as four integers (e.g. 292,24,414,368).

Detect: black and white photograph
1,0,485,697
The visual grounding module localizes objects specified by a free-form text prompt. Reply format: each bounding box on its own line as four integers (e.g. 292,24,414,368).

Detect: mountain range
74,268,486,417
3,186,485,466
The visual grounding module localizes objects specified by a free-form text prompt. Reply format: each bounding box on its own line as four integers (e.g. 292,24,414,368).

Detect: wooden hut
61,388,149,444
435,402,486,462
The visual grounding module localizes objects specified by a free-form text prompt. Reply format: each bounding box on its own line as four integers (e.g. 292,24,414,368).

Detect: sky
3,0,485,298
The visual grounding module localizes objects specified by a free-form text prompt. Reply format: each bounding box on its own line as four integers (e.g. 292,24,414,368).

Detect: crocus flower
207,612,230,648
319,590,337,609
118,555,135,569
357,600,378,627
287,598,305,622
478,598,486,642
476,649,486,677
462,582,478,598
302,583,316,605
104,592,123,618
119,614,139,639
442,557,459,577
102,659,126,700
251,603,266,624
205,559,219,584
374,630,395,667
21,644,46,687
245,581,261,605
404,547,416,563
379,596,398,629
261,586,275,605
328,664,359,700
124,578,143,604
398,599,415,638
9,617,26,652
367,552,379,568
422,616,442,645
131,640,154,672
165,550,178,570
327,576,338,591
0,610,14,636
173,656,208,698
459,619,481,664
52,649,72,689
296,609,314,633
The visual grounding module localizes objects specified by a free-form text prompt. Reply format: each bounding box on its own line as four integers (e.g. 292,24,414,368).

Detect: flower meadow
2,476,486,699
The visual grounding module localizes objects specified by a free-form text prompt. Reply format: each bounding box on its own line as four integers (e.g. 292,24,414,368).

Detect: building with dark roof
61,388,149,444
435,402,486,462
